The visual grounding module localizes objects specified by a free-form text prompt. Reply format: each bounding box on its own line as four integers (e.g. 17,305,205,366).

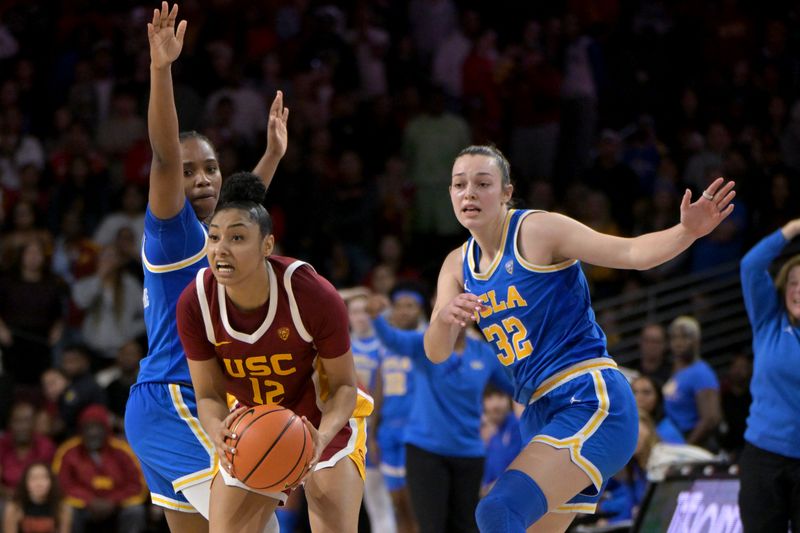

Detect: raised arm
252,91,289,190
524,178,736,271
424,247,482,363
146,2,188,219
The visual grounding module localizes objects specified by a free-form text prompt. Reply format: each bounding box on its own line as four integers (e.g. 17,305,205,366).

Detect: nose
195,171,212,187
464,182,478,198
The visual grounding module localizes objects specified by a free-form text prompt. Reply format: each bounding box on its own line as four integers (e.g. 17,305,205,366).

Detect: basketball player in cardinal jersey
176,172,373,533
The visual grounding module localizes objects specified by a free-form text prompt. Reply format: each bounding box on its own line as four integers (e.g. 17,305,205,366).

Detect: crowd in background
0,0,798,531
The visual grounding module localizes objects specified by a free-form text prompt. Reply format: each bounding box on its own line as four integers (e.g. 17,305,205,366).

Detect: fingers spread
176,19,187,43
705,176,725,195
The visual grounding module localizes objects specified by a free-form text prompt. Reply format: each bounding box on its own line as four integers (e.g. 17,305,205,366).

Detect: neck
470,209,509,265
225,265,271,311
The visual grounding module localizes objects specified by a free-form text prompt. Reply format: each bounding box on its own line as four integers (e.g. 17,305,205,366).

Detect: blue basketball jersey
379,349,415,429
352,335,383,392
462,209,610,405
138,199,208,384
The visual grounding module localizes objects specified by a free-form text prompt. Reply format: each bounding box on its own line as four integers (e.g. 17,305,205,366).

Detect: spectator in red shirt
0,401,56,497
52,404,146,533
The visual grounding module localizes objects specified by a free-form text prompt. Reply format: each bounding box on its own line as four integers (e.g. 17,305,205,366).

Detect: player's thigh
208,472,280,533
526,511,577,533
164,509,209,533
305,457,364,533
507,441,593,510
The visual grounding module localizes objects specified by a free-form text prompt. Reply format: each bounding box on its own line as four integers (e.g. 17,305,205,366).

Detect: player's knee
475,470,548,533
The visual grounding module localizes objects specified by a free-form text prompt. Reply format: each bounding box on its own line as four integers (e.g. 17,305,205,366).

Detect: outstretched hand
679,177,736,239
266,90,289,158
147,2,187,69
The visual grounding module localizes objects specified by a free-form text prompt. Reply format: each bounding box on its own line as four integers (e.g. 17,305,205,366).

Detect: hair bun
219,172,267,206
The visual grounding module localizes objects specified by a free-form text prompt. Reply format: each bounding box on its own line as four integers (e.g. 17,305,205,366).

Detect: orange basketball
227,404,314,491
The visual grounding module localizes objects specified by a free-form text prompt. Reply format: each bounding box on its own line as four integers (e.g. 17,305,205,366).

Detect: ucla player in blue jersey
123,4,288,532
424,145,736,532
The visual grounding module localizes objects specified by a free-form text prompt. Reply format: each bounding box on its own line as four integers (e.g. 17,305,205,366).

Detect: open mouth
215,262,234,273
462,206,481,214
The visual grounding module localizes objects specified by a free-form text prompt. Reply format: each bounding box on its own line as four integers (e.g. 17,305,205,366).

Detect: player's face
207,209,274,287
483,393,511,426
785,265,800,321
181,138,222,221
391,295,422,330
348,297,371,336
450,155,512,230
669,327,696,361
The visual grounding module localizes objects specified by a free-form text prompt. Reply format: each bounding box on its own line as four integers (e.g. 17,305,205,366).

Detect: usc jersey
177,256,373,427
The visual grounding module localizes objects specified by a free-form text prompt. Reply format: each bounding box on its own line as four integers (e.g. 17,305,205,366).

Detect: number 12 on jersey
482,316,532,366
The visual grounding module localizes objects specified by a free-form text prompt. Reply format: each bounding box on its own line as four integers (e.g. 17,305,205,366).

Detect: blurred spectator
432,9,479,102
583,129,640,234
0,238,66,385
3,462,72,533
631,375,684,444
53,405,146,533
408,0,457,64
0,401,56,497
37,368,68,440
718,352,752,459
634,323,671,385
683,122,730,190
96,90,146,185
663,316,721,449
51,208,99,285
92,183,145,252
1,200,53,268
0,107,45,191
403,85,470,243
71,245,145,361
349,6,390,100
480,386,522,496
57,345,106,434
104,340,144,430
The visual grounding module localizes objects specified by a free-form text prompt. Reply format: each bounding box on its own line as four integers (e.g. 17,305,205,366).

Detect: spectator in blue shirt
368,293,513,533
662,316,721,449
738,218,800,532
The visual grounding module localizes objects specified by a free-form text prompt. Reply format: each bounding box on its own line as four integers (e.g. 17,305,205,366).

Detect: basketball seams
239,413,296,486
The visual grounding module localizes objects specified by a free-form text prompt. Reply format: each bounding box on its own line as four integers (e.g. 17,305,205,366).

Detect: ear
502,183,514,205
262,234,275,257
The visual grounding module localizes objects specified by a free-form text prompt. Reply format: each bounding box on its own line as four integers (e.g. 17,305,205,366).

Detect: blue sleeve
372,316,426,361
483,342,514,395
693,363,720,392
142,198,207,268
740,230,786,331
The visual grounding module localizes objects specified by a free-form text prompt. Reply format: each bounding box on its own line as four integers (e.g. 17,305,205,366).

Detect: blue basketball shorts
377,423,407,491
520,358,638,514
125,382,217,512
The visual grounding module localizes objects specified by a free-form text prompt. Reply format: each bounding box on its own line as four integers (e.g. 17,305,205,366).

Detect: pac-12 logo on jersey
278,327,290,341
505,260,514,275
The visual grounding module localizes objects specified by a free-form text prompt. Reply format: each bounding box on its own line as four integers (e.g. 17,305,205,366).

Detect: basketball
227,405,314,491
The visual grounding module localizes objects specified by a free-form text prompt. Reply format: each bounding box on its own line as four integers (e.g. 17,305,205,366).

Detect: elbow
422,335,446,364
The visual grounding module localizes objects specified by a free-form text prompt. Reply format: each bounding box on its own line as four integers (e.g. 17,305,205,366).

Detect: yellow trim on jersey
64,497,86,509
467,209,515,280
531,370,610,493
553,503,598,514
142,234,208,274
150,494,199,513
513,211,579,272
529,358,617,403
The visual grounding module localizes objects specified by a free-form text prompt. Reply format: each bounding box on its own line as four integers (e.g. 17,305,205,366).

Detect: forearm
686,417,718,446
148,65,181,166
196,396,231,438
317,384,357,449
423,317,459,363
628,224,696,270
252,151,282,191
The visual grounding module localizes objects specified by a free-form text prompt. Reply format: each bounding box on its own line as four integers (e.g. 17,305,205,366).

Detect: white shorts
219,467,289,504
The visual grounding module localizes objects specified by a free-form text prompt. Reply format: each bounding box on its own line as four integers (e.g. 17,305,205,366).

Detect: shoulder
442,246,465,276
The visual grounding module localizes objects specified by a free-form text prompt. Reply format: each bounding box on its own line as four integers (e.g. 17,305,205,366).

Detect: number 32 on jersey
482,317,532,366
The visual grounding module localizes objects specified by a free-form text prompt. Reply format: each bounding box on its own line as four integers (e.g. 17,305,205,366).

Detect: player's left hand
298,416,323,484
265,90,289,159
217,406,247,476
680,177,736,239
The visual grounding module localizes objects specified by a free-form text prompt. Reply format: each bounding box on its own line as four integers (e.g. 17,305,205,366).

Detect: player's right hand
438,293,486,328
215,406,247,476
147,2,187,69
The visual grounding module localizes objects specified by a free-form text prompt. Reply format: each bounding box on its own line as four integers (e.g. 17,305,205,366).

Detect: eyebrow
451,171,494,177
208,223,248,229
183,158,219,165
